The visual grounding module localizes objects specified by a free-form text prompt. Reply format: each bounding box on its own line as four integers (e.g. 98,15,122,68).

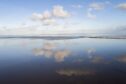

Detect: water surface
0,38,126,84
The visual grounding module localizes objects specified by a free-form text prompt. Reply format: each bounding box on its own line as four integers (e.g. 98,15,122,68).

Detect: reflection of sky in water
0,38,126,84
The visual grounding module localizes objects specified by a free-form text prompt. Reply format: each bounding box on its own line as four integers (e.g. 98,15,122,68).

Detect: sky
0,0,126,35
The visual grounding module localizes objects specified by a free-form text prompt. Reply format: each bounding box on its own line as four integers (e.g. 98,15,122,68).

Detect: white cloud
117,3,126,10
31,5,71,26
31,13,43,21
0,21,84,36
87,2,110,19
89,3,105,10
31,11,56,25
52,5,71,18
87,8,96,19
71,5,83,8
31,10,52,21
43,19,56,26
42,10,52,20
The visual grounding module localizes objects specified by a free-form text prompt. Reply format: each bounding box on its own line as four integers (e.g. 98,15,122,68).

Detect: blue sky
0,0,126,35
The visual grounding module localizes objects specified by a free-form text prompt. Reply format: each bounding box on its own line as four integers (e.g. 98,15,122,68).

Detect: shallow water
0,38,126,84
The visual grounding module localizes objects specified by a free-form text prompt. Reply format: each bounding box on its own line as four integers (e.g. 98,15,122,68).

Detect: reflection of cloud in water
44,50,53,58
56,69,95,76
116,55,126,63
43,42,56,50
91,56,104,64
33,48,54,58
73,59,84,63
32,42,71,62
87,48,96,59
33,42,56,57
86,48,109,64
32,48,44,56
54,50,70,62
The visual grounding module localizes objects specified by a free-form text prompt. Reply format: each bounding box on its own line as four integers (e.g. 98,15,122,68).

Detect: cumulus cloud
43,19,56,26
52,5,71,18
42,10,52,19
31,13,43,21
31,5,71,26
117,3,126,10
31,10,52,21
31,11,55,25
87,2,110,19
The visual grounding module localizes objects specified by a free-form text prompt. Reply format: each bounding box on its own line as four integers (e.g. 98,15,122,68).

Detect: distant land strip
0,35,126,40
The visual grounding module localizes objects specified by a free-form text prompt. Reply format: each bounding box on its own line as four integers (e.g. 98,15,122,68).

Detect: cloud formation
53,5,70,18
89,2,105,10
43,19,56,25
31,13,43,21
31,10,52,21
31,5,71,26
87,2,110,19
117,3,126,10
87,8,96,19
71,4,83,8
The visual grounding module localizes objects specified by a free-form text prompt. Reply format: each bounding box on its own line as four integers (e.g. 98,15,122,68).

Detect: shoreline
0,35,126,39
